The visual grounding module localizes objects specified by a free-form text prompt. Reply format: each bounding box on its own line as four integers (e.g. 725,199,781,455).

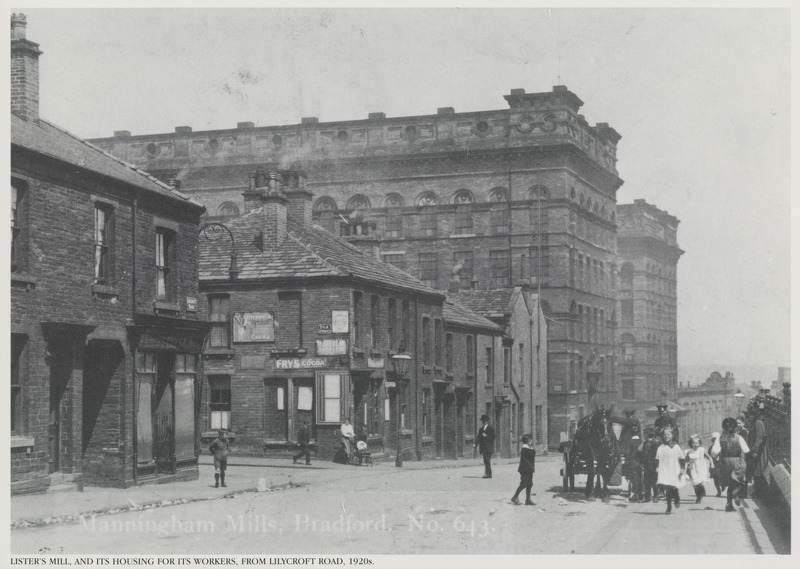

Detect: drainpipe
131,192,138,486
414,298,421,461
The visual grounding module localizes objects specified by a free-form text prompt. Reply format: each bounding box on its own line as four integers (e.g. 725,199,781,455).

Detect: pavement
9,452,523,528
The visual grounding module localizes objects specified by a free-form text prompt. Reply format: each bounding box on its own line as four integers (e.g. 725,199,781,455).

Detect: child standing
708,432,724,496
655,427,685,514
640,429,660,502
685,434,711,503
510,434,536,506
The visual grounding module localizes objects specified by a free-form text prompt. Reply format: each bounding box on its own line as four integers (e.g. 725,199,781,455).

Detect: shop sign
367,357,385,369
275,358,326,370
233,312,274,342
316,338,347,356
185,296,197,312
318,323,332,335
331,310,349,333
385,381,396,388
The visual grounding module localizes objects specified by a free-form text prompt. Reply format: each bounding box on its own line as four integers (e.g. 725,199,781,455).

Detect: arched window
528,185,550,200
488,187,509,203
216,202,240,217
347,194,371,211
382,193,405,208
570,187,577,201
416,192,439,206
619,262,634,289
313,196,339,234
453,189,474,204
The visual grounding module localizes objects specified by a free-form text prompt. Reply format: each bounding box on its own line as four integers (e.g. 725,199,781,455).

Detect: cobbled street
10,457,789,555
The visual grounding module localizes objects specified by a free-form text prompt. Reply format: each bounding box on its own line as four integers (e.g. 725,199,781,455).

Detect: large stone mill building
88,86,672,448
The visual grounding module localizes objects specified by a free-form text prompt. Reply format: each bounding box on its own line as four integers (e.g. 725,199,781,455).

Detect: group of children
621,419,749,514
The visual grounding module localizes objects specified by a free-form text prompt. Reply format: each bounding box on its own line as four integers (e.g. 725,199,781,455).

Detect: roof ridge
285,231,348,276
35,117,203,207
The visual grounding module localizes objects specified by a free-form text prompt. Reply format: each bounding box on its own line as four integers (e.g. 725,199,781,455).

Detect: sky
11,5,793,370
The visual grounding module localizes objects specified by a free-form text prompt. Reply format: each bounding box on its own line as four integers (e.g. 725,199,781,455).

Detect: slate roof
200,209,444,298
442,298,501,333
11,114,204,209
446,288,516,319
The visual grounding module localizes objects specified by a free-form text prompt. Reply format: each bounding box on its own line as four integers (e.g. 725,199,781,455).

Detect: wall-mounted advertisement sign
316,339,348,356
233,312,275,342
318,323,332,335
275,358,327,370
331,310,349,333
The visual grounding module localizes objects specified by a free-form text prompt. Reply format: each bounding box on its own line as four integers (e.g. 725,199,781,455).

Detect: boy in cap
511,434,536,505
208,429,230,488
474,414,495,478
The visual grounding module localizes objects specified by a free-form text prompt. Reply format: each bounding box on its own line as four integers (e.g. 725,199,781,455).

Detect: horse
573,407,621,500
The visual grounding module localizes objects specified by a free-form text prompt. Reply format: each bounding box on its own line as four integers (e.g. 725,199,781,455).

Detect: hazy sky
15,6,792,369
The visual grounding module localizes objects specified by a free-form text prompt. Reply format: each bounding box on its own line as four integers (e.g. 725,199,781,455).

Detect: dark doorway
155,352,175,474
48,340,73,474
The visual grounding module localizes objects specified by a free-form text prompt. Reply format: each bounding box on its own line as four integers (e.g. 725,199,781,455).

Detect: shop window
175,354,197,461
316,373,349,424
208,295,231,348
419,252,438,288
94,203,114,284
155,228,175,300
209,376,231,430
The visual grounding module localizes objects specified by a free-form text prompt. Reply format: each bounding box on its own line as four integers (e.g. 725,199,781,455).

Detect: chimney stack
10,14,43,122
283,171,314,227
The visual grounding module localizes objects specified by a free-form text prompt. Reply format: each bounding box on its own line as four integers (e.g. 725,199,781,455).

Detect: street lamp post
201,223,239,281
390,351,412,468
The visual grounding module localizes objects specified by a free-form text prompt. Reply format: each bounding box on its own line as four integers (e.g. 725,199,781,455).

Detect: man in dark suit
474,414,496,478
292,421,312,465
511,434,536,505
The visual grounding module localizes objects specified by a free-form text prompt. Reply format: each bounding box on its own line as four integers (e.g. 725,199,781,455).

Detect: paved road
10,458,785,555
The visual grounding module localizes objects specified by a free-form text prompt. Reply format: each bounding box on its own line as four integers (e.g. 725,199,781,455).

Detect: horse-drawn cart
559,410,623,498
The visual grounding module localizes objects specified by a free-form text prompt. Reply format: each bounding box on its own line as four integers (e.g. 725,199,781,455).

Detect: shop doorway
155,353,175,474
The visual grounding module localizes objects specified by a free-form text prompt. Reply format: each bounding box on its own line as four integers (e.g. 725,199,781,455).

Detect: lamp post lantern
201,223,239,281
390,351,412,468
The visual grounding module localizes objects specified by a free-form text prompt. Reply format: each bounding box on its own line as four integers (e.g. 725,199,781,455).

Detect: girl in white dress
656,427,685,514
685,434,711,503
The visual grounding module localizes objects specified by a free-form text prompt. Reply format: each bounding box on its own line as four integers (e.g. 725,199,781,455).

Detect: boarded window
278,291,302,348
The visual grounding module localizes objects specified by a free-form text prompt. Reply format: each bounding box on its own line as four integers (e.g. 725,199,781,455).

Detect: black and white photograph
6,3,793,565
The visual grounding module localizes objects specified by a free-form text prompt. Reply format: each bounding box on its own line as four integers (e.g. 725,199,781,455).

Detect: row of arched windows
311,185,552,213
569,186,615,223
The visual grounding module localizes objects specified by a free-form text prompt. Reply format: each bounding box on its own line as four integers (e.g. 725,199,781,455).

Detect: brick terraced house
10,14,208,494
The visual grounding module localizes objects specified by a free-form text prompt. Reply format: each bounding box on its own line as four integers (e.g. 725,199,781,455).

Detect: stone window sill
92,283,119,297
11,272,37,289
11,436,35,449
154,300,181,313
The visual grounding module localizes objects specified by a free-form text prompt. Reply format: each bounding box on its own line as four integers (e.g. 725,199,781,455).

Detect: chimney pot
114,130,131,138
437,107,455,116
301,117,319,124
167,179,181,190
510,88,526,96
11,13,27,40
237,122,255,129
175,126,192,134
368,112,385,120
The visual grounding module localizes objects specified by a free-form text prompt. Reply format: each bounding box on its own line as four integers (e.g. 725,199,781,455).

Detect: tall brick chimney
243,169,288,250
10,14,42,122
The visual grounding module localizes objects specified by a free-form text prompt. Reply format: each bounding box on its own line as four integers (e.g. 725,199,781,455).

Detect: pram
355,439,372,466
